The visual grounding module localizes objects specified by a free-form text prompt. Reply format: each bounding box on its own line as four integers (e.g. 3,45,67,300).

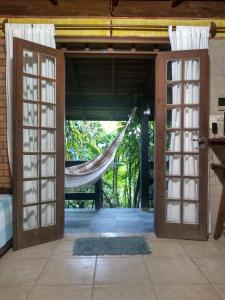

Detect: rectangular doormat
73,236,151,256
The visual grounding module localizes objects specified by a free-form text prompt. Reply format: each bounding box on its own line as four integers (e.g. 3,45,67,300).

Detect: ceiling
65,56,155,121
0,0,225,18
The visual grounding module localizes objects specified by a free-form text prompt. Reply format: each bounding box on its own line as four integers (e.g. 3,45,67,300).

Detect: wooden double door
13,38,209,249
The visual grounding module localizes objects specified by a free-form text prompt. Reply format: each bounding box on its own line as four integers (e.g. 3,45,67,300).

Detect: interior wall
0,20,225,235
0,38,11,188
209,39,225,235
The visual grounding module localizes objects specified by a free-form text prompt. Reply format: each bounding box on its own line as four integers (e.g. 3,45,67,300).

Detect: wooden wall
0,0,225,18
0,38,11,188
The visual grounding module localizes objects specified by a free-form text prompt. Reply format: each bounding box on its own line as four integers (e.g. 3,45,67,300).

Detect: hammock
65,107,137,188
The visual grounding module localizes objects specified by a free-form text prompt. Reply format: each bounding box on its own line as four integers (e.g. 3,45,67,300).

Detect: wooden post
140,109,149,208
133,171,140,208
95,179,102,210
214,180,225,239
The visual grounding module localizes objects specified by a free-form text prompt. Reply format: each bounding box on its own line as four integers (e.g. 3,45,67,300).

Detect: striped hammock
65,107,137,188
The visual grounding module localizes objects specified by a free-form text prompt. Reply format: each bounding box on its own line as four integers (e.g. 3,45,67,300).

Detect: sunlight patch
100,121,119,133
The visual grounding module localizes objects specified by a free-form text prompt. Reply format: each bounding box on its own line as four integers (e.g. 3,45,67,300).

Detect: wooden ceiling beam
113,0,119,7
113,0,184,9
1,0,225,18
50,0,58,5
171,0,183,7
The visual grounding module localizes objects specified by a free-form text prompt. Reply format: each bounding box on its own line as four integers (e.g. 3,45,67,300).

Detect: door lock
192,137,206,144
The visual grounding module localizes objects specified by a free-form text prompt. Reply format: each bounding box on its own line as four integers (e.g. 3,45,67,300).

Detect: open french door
13,38,65,250
155,50,209,240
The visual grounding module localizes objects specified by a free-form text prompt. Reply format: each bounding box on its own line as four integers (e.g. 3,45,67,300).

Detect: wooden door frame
155,49,209,240
63,46,157,212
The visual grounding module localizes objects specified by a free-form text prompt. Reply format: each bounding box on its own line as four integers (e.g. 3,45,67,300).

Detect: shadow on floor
65,208,154,233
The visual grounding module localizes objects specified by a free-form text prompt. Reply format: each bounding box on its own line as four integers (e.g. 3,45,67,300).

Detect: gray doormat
73,236,151,256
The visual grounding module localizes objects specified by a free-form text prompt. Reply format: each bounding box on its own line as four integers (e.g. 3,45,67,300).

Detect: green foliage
65,118,155,209
65,120,115,161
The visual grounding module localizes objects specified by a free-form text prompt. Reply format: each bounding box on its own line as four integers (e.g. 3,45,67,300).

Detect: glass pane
183,202,199,224
184,59,200,80
184,107,199,128
23,155,38,178
23,50,38,75
41,203,55,226
184,83,199,104
166,155,181,176
167,60,182,81
183,131,199,152
23,129,38,152
41,130,56,152
23,103,38,127
167,108,181,128
41,155,56,177
41,80,56,103
184,179,199,201
166,131,180,152
41,105,55,128
167,84,181,104
166,202,180,223
41,179,56,202
183,155,199,176
23,180,38,204
23,76,38,101
41,55,55,79
166,178,181,199
23,205,38,231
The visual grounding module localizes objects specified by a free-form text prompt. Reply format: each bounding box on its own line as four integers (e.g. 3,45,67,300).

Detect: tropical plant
65,118,154,208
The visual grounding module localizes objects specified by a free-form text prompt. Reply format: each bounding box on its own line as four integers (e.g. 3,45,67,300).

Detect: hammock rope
65,107,137,188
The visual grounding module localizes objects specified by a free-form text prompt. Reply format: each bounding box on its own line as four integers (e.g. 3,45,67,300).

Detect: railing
65,160,103,210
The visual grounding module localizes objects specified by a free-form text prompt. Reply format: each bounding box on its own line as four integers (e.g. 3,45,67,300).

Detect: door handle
192,137,205,144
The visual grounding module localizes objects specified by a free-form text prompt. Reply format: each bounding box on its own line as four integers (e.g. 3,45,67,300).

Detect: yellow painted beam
0,17,225,38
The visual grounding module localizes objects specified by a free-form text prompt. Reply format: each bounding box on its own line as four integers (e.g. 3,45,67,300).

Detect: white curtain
167,26,209,224
168,26,209,51
5,24,56,173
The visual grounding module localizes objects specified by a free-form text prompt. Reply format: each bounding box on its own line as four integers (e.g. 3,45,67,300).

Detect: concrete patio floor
1,233,225,299
65,208,154,233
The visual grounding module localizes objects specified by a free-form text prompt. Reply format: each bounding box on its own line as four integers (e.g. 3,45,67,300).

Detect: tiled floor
65,208,154,233
1,233,225,299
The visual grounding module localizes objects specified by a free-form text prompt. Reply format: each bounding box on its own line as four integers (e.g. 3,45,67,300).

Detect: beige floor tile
37,257,96,285
51,239,74,257
63,233,99,240
27,285,92,300
147,240,188,258
219,237,225,247
179,240,225,258
194,258,225,283
0,259,47,285
145,258,207,285
154,284,221,300
136,231,157,239
2,241,58,260
52,238,96,258
0,286,32,300
140,233,158,239
93,285,157,300
213,284,225,299
95,257,151,285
